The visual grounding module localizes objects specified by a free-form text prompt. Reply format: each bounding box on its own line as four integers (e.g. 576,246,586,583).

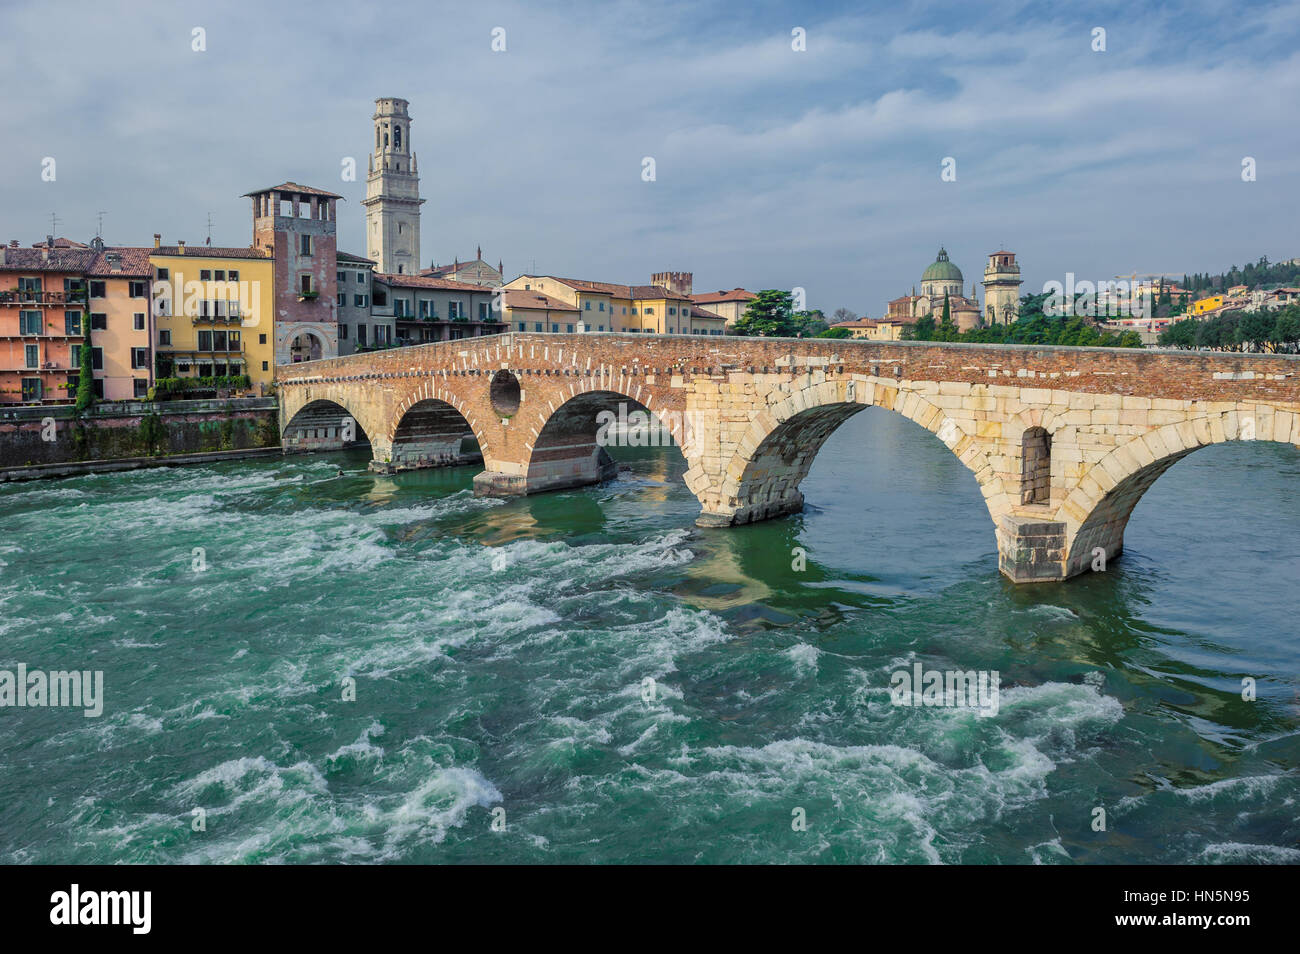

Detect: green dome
922,247,963,284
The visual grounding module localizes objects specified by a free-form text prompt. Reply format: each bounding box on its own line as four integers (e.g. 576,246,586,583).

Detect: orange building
0,238,153,404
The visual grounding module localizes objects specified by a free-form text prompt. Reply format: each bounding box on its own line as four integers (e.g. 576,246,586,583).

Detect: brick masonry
277,335,1300,583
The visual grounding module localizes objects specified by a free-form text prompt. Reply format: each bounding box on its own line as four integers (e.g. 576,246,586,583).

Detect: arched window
1021,427,1051,505
394,125,402,150
376,126,380,150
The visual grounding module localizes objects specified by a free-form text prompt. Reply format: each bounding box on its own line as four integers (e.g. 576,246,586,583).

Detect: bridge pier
473,446,619,497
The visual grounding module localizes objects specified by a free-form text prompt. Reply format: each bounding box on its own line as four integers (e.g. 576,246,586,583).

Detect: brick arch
388,379,495,467
281,385,386,451
705,377,1003,527
1060,406,1300,576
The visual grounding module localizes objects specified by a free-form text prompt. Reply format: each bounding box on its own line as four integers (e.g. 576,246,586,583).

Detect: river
1,408,1297,863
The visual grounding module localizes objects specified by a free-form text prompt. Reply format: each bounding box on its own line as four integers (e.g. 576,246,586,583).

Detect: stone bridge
276,333,1300,583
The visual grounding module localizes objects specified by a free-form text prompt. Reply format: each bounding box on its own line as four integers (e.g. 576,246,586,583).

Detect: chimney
41,246,49,263
177,240,186,255
10,240,19,248
0,247,5,266
46,235,55,248
153,233,161,249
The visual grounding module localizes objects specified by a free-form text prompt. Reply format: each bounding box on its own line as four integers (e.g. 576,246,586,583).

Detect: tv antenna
206,212,214,245
49,212,59,236
96,212,106,238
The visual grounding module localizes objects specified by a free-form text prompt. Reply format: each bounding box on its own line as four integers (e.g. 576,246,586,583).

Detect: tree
1159,317,1199,349
1237,310,1275,352
732,289,799,337
818,326,852,339
831,307,856,325
74,289,95,413
1273,307,1300,353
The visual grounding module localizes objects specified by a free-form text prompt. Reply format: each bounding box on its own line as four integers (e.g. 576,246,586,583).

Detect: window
92,379,104,399
631,307,637,315
598,325,604,332
645,307,654,315
214,330,229,351
86,280,104,298
356,272,367,285
131,347,149,369
229,270,239,282
356,325,367,346
669,307,676,315
200,269,212,281
156,267,169,281
534,322,542,332
599,302,605,312
259,334,267,345
158,329,171,346
70,344,81,366
446,300,463,319
18,277,41,294
90,313,107,330
214,270,225,282
585,301,591,310
129,281,147,298
354,294,367,308
301,235,312,255
262,361,269,372
21,378,41,402
91,347,103,370
198,363,213,378
25,344,39,368
134,313,145,331
518,322,526,331
449,328,464,340
393,299,410,318
566,324,574,333
134,379,149,398
373,290,387,307
229,331,240,348
339,324,348,340
337,271,346,282
64,278,81,293
198,331,212,351
622,307,627,314
478,302,490,321
418,299,431,319
550,323,558,332
19,311,42,335
300,274,312,295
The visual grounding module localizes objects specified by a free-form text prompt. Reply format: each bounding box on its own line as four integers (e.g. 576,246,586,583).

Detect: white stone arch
1060,404,1300,576
280,385,384,456
704,375,1004,528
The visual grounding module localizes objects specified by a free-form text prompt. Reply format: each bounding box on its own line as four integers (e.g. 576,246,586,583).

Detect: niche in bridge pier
490,370,521,417
1021,426,1051,506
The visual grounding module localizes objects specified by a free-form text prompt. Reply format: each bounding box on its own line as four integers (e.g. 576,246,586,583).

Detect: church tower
982,251,1023,324
362,98,424,275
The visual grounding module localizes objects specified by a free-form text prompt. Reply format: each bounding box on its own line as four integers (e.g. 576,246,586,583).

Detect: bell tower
982,250,1023,325
362,97,424,275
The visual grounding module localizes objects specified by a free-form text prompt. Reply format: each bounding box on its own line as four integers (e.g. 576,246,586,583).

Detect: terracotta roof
337,251,375,265
29,237,89,249
243,181,343,199
532,276,688,301
688,305,726,320
86,247,152,277
832,318,879,328
152,246,269,260
0,247,98,272
504,290,578,312
691,288,756,304
375,273,493,292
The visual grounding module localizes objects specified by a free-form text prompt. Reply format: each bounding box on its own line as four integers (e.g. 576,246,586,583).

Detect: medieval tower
363,98,424,275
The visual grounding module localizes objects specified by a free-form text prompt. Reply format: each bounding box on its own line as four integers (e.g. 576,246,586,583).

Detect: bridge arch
282,397,374,454
1061,406,1300,576
703,376,1004,529
477,384,685,497
386,381,493,472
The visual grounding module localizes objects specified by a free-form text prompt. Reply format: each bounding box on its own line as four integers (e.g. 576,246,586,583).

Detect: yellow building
149,240,275,389
1193,295,1224,315
503,275,726,335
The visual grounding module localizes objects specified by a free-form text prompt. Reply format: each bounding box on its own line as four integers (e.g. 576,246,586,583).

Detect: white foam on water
1200,842,1300,863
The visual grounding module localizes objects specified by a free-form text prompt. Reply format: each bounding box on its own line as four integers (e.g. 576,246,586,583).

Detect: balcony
0,289,84,306
297,290,320,302
189,314,244,325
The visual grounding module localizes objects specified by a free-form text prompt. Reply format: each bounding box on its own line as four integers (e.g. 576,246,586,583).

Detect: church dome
922,248,963,284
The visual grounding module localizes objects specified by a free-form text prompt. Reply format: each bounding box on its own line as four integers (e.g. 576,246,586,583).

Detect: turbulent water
1,409,1298,864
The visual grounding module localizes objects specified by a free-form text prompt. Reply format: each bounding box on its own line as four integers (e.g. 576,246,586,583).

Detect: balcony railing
0,289,86,305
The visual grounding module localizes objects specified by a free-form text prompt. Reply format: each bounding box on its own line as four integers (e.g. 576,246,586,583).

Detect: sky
1,0,1297,315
